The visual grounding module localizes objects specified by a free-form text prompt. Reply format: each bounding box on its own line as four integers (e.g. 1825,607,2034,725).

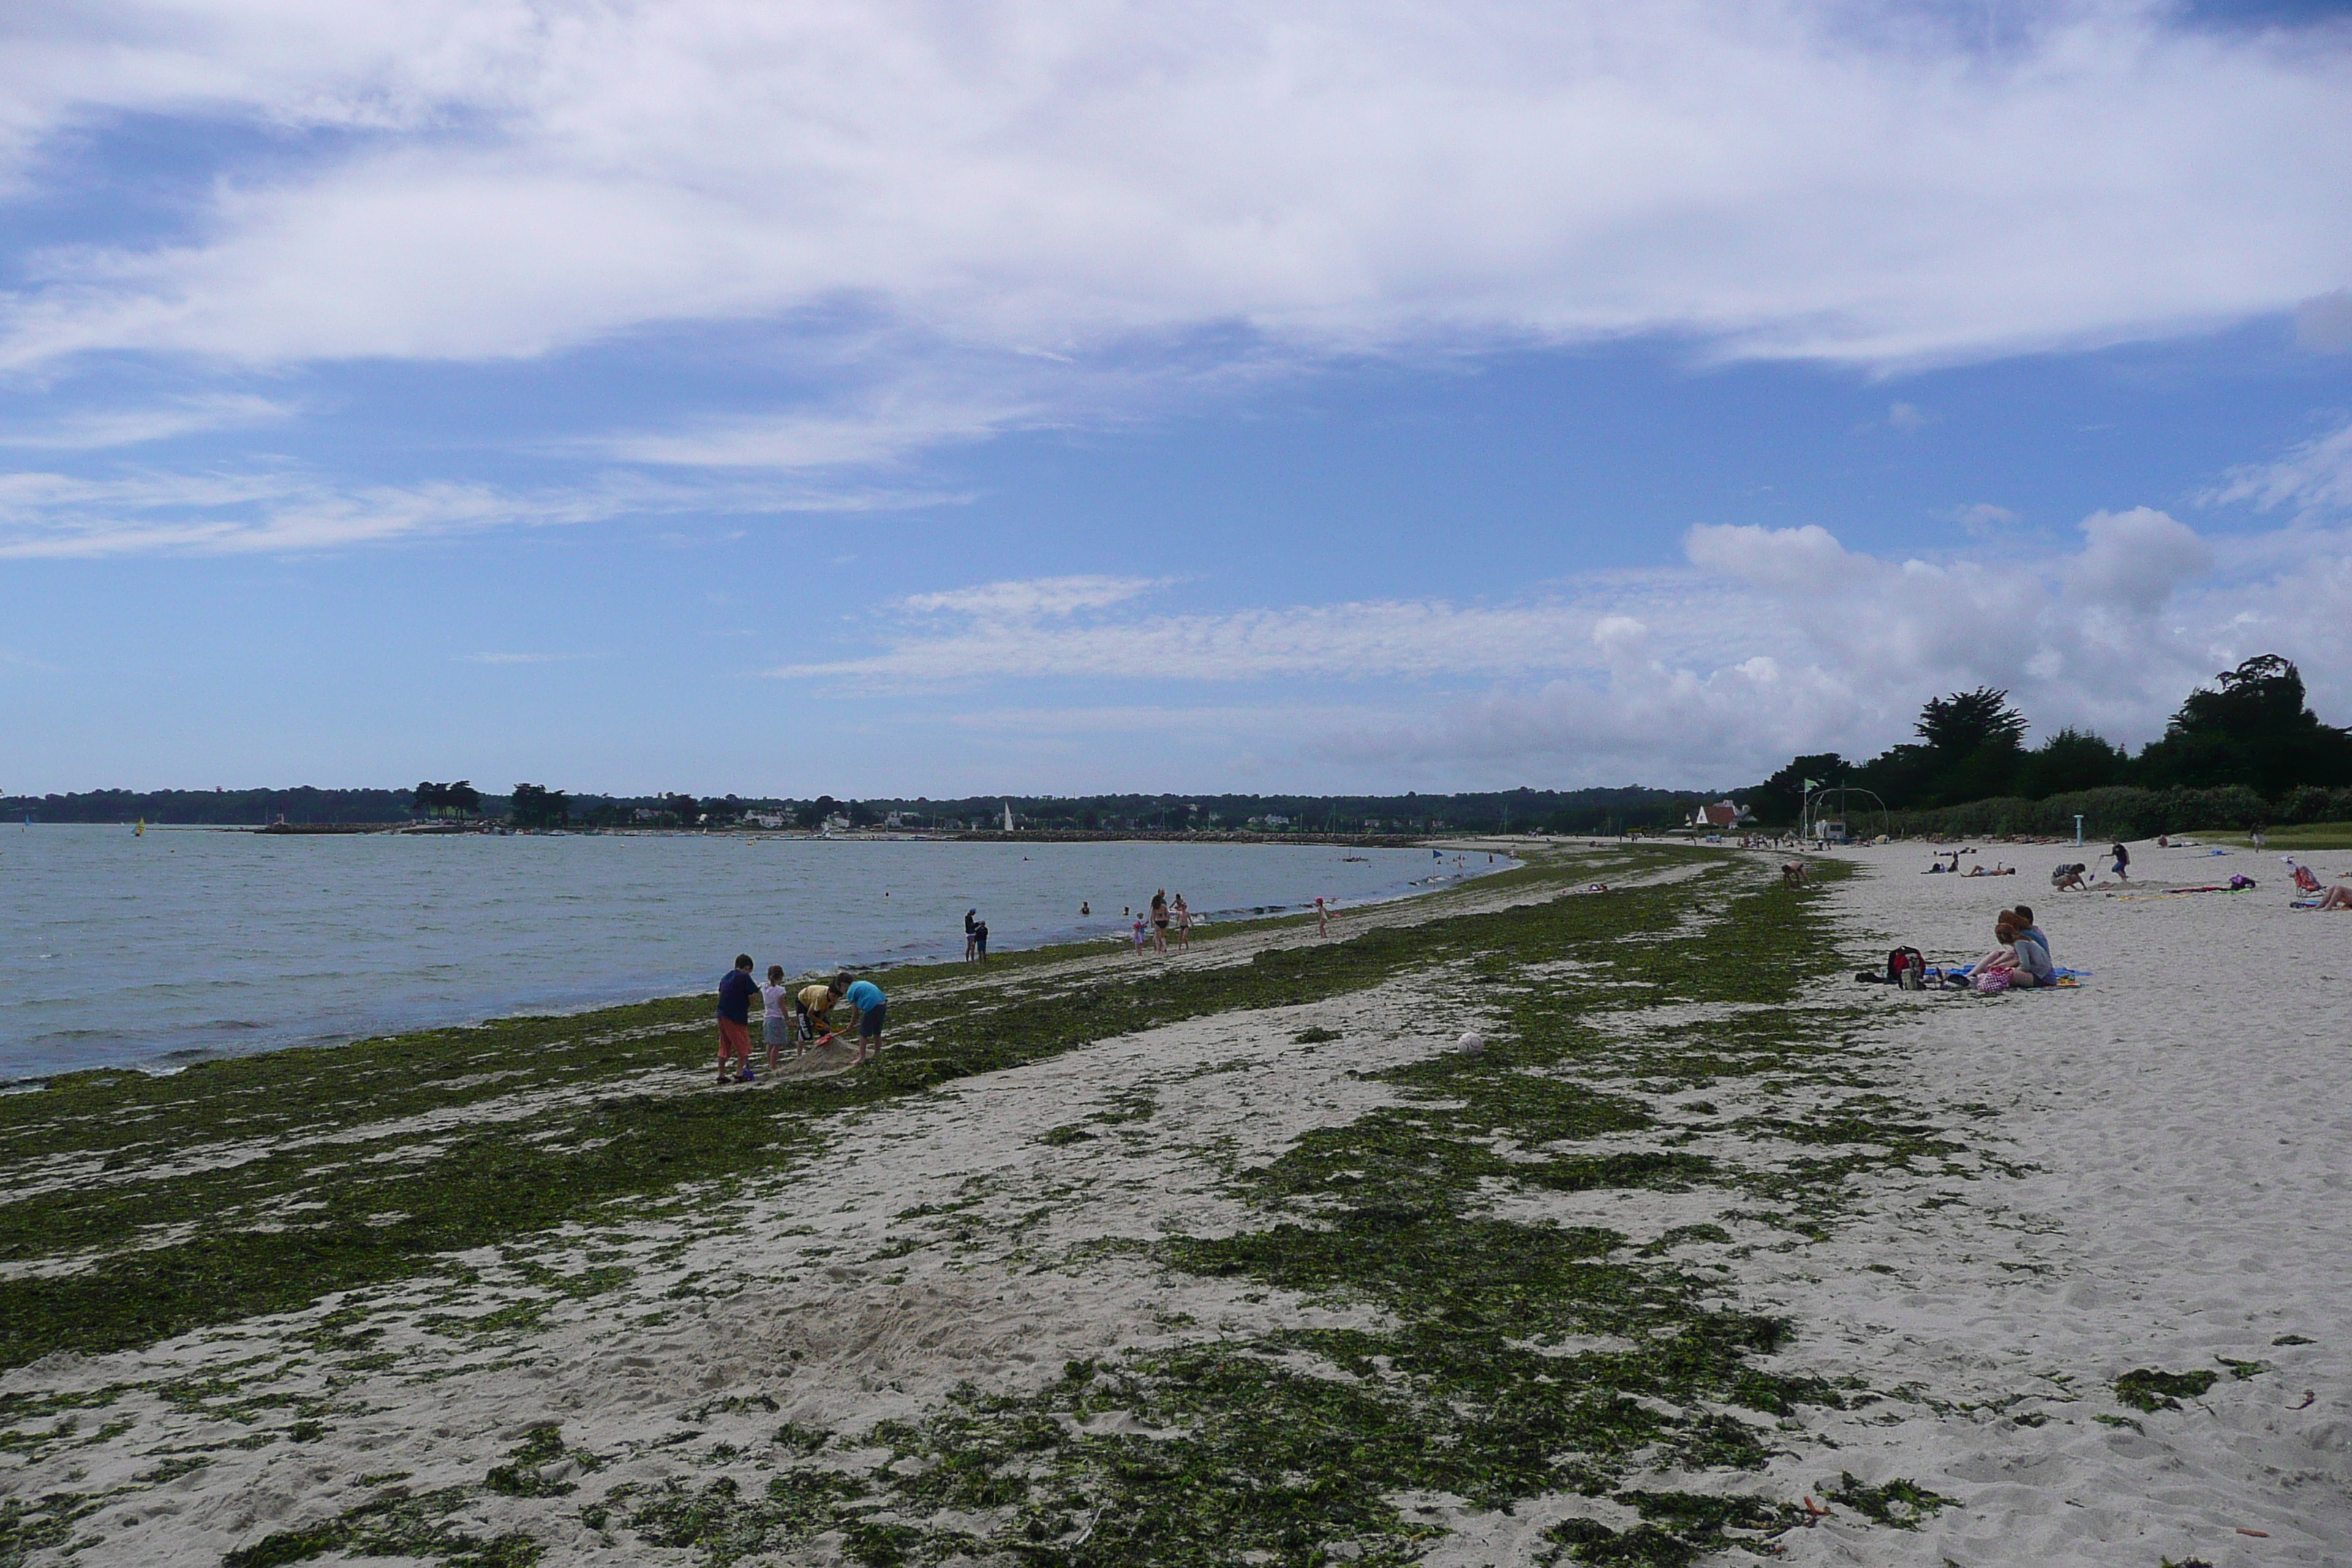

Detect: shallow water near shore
0,826,1493,1079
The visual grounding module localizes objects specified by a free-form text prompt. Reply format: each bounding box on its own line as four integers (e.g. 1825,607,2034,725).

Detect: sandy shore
2,838,2346,1567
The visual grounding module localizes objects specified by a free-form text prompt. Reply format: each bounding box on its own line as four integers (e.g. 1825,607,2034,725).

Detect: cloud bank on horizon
1,0,2350,791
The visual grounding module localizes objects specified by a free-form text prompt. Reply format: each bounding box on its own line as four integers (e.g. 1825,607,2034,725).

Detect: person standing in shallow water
1150,889,1169,953
964,909,980,964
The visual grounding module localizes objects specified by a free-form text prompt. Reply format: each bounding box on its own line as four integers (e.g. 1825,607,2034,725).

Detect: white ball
1456,1033,1485,1055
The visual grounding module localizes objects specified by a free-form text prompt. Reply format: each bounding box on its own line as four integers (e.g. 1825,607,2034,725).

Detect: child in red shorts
715,954,759,1083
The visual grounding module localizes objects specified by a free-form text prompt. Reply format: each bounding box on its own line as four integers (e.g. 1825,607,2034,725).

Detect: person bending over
843,973,889,1064
796,977,843,1051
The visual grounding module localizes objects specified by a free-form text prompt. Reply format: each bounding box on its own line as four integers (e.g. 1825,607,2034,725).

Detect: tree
2137,655,2352,795
1855,688,2027,808
509,783,570,829
2017,729,2127,798
1749,754,1850,827
796,794,840,829
412,780,480,818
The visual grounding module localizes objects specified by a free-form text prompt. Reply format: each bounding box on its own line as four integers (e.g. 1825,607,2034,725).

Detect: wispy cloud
0,466,960,559
900,575,1164,620
2204,418,2352,519
0,393,296,451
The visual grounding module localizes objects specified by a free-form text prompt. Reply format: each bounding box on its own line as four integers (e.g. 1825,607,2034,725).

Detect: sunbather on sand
2315,883,2352,911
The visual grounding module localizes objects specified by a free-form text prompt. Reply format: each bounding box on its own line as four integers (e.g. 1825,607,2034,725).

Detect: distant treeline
3,784,1718,835
1746,655,2352,831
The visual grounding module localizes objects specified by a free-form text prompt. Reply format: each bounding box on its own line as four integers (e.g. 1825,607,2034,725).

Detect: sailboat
135,818,144,836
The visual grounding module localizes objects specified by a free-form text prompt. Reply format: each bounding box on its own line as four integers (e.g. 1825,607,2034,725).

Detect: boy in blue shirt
840,972,888,1065
715,954,760,1084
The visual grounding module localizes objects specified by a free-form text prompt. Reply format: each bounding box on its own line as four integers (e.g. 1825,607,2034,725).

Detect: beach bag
1975,968,2011,995
1887,947,1923,986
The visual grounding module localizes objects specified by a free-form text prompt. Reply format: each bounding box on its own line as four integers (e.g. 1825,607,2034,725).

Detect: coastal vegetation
1752,655,2352,831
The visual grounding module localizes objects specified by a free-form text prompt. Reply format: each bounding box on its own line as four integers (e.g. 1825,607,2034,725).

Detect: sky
2,1,2351,798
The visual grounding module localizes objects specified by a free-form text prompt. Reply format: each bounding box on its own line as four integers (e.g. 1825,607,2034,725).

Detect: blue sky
3,1,2351,796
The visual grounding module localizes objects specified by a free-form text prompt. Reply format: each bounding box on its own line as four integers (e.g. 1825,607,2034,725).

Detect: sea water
0,826,1504,1080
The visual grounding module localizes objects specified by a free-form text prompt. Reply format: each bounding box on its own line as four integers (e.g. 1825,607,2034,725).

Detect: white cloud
769,508,2352,785
1,1,2348,388
1887,401,1930,432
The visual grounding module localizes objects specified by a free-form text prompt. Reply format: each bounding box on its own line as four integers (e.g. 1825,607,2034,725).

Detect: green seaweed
2114,1368,2217,1413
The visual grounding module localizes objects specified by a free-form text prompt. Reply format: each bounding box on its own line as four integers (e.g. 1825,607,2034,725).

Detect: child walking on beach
715,954,758,1084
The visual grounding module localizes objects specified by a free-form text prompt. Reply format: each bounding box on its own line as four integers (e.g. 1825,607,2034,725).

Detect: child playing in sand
761,964,793,1071
715,954,759,1083
842,973,888,1063
796,976,843,1051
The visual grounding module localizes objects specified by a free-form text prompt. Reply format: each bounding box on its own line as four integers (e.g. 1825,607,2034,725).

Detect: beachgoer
1150,889,1169,953
1970,921,2027,990
1172,894,1191,948
1130,913,1148,955
796,977,842,1049
974,916,989,963
761,965,793,1070
2009,905,2054,973
2315,884,2352,910
964,909,980,963
716,954,759,1083
842,973,888,1063
2109,842,2130,881
1313,895,1330,937
1080,900,1090,916
2157,834,2170,848
2051,862,2087,892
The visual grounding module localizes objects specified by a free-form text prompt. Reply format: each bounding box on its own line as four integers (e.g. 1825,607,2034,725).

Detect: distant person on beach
797,977,843,1049
1313,895,1330,936
1130,913,1148,956
715,954,758,1083
974,916,989,962
2051,863,2088,892
964,909,980,963
1172,894,1191,948
2110,843,2131,881
760,965,793,1071
841,973,887,1063
1150,889,1169,952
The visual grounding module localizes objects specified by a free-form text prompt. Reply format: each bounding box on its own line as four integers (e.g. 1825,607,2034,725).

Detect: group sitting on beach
1971,906,2054,992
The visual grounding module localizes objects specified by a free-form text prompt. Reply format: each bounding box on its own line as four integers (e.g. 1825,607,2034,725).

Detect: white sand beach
4,840,2348,1567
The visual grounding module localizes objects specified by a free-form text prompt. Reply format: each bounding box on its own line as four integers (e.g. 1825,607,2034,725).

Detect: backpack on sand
1887,947,1924,987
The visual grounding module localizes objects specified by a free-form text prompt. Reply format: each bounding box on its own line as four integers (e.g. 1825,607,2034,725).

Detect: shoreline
3,846,1522,1092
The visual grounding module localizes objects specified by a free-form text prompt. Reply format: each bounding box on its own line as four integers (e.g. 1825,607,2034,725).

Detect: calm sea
0,826,1503,1080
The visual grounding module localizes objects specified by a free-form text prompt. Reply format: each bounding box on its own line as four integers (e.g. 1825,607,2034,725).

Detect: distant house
632,807,664,823
746,812,787,829
1689,799,1752,831
823,813,853,832
882,810,908,829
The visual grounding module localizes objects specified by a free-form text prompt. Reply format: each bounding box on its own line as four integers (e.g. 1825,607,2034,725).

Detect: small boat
135,818,144,836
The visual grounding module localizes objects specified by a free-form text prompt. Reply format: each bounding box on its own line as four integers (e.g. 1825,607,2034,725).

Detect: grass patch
2114,1368,2217,1412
